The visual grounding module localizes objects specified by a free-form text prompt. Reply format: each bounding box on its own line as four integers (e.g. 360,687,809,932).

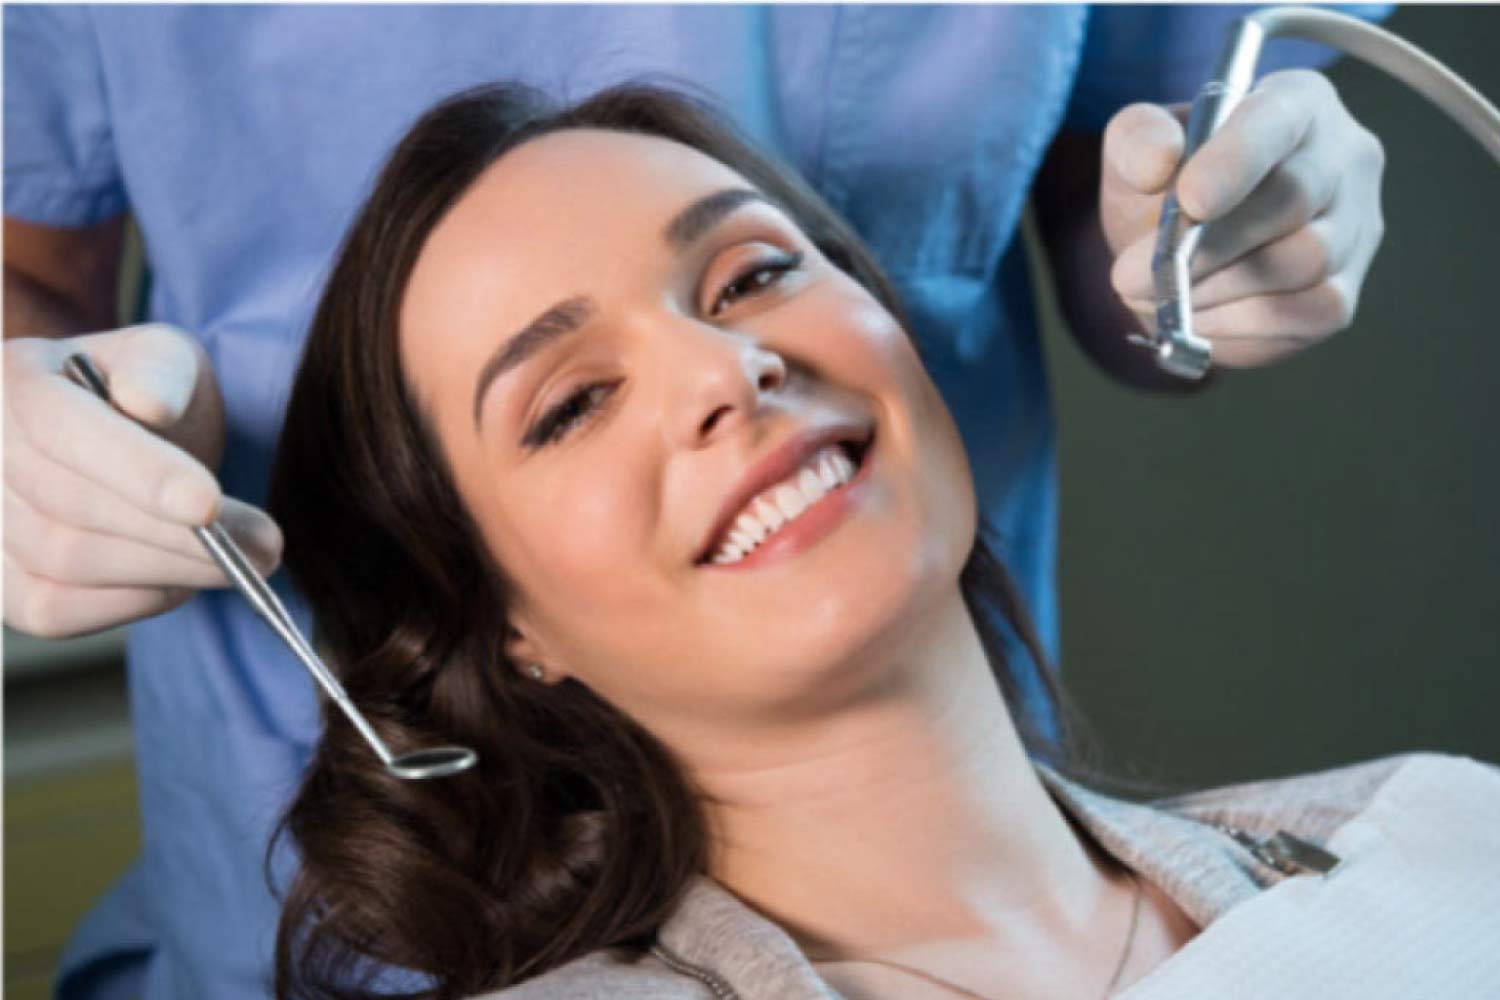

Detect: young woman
266,82,1498,1000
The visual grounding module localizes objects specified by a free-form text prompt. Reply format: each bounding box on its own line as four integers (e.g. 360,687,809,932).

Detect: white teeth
734,510,767,544
773,482,808,520
833,448,855,481
817,450,841,490
710,536,744,563
797,466,824,503
707,441,863,565
752,495,785,532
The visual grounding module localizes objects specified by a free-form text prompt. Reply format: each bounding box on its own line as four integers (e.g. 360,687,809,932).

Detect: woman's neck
685,587,1128,992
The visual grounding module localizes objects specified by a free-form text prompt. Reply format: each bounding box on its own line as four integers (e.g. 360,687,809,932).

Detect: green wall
1042,5,1500,789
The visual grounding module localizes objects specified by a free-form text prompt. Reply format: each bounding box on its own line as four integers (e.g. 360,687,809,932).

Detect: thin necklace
822,870,1144,1000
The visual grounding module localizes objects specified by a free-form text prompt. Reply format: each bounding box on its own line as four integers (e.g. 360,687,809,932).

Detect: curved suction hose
1132,6,1500,379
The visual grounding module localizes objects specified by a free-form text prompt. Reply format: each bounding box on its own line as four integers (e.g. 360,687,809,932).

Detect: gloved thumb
1103,102,1187,195
83,324,204,431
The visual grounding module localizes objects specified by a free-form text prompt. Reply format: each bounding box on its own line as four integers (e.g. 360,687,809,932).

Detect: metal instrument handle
61,351,397,767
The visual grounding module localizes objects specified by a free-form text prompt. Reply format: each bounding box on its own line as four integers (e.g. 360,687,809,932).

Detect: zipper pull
1220,825,1343,876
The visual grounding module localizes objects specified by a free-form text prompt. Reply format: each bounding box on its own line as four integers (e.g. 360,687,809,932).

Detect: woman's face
399,127,976,742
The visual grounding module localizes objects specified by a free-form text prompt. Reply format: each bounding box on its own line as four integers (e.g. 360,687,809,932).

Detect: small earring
526,662,546,682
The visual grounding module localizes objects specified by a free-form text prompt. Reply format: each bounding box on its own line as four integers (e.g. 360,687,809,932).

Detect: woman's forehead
450,128,753,242
403,129,759,333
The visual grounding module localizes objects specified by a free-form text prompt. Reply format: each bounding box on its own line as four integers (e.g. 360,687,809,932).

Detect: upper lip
695,420,873,564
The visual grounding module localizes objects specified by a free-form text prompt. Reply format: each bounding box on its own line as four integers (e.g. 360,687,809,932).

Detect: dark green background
1039,5,1500,789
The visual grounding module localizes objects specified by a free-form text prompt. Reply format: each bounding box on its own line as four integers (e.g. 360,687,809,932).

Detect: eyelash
521,250,805,449
710,249,804,316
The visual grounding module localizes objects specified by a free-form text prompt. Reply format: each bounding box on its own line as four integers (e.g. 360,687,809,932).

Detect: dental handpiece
1133,5,1500,379
63,352,478,781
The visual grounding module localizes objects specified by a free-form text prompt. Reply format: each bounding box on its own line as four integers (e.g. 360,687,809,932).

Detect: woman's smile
699,428,877,571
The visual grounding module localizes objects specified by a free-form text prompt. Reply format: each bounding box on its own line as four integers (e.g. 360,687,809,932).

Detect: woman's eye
519,251,804,450
523,380,616,449
710,250,804,316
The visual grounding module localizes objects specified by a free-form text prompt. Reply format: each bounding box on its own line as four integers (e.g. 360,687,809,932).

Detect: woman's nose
661,322,787,448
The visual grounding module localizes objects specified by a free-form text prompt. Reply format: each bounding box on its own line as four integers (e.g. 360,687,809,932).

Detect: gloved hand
1100,68,1387,368
4,323,282,637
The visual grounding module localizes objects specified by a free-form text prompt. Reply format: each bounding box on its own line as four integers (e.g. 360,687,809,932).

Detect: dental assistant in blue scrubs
3,6,1389,998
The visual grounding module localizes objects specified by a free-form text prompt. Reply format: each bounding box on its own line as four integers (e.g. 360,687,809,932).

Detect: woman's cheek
835,290,975,555
550,471,636,588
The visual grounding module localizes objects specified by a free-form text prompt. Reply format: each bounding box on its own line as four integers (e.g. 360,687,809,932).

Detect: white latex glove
1101,68,1387,368
4,324,282,638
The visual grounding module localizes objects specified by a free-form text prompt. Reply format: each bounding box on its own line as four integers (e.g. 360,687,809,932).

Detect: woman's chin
683,427,972,709
719,544,953,699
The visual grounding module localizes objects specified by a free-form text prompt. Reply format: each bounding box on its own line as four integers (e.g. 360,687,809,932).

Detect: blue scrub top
4,6,1383,998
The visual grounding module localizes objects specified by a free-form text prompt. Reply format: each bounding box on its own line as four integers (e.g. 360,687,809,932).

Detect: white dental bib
1118,755,1500,998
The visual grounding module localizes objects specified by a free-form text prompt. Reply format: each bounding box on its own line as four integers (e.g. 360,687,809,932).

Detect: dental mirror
64,351,479,782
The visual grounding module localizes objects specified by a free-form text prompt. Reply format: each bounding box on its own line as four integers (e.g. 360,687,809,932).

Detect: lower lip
699,440,876,572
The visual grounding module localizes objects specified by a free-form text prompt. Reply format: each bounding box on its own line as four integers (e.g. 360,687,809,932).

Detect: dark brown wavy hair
266,79,1078,1000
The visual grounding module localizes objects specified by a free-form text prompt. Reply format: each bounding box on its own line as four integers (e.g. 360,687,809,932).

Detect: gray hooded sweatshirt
478,753,1500,999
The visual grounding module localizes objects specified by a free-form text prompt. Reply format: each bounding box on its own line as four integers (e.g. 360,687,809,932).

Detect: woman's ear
502,618,564,684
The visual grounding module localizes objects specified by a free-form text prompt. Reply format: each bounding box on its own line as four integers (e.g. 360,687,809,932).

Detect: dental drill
1132,5,1500,379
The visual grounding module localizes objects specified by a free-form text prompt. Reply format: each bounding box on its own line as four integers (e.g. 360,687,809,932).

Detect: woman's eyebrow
662,187,768,250
470,186,773,430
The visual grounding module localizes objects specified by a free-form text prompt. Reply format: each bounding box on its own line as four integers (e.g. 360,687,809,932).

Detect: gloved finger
64,323,204,430
4,552,194,640
5,346,222,527
4,476,283,582
4,485,279,589
1123,211,1363,314
1199,213,1365,313
1191,148,1340,277
1175,71,1328,223
215,496,285,574
3,478,212,583
1112,147,1339,303
4,429,217,563
1100,103,1187,250
1192,273,1359,367
1103,102,1187,195
7,422,282,566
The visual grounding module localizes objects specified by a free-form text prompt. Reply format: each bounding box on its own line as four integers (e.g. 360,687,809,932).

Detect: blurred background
5,4,1498,998
1040,3,1500,787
